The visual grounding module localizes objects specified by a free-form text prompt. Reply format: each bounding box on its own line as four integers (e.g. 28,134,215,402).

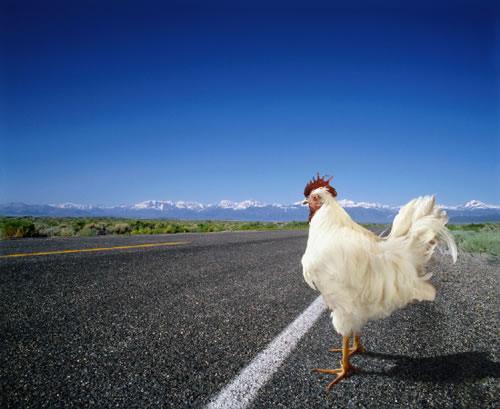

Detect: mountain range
1,199,499,223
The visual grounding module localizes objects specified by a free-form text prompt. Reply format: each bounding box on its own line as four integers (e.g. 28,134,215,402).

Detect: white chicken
301,173,457,389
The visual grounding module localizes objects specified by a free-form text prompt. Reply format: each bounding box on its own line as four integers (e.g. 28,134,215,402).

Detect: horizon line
1,198,499,209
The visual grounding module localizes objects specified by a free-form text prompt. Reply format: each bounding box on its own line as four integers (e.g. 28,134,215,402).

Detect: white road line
205,295,326,409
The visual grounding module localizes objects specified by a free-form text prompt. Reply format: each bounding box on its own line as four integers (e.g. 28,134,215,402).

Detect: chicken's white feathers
388,195,457,264
301,188,456,336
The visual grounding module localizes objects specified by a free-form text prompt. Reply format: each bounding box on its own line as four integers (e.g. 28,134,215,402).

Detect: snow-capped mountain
50,202,95,210
132,200,175,210
214,200,267,210
338,199,394,210
1,199,499,223
441,200,500,211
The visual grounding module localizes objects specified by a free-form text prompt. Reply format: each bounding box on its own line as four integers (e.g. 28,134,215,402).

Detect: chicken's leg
313,335,357,389
329,333,366,356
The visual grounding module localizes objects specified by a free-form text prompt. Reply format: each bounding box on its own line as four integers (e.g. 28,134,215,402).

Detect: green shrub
1,219,39,238
37,226,61,237
448,223,484,232
59,227,74,237
83,222,108,235
72,219,87,231
164,223,180,233
77,227,97,237
180,225,193,233
196,222,215,232
109,223,132,234
239,221,263,230
43,219,60,227
284,221,309,229
130,220,155,231
214,224,226,232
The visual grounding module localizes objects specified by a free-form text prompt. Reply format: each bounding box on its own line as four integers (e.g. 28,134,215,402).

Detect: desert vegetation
1,217,498,259
447,223,500,260
0,217,309,239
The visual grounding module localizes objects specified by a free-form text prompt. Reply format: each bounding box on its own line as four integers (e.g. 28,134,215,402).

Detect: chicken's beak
302,198,309,206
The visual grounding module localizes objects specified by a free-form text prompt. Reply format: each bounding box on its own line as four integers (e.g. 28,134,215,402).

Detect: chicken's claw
313,335,358,389
312,360,357,390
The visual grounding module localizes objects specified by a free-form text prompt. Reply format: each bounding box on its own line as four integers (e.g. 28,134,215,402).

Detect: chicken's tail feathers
388,195,457,264
437,223,458,264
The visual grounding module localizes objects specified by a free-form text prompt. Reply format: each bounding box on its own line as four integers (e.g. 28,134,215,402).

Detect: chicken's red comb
304,173,337,198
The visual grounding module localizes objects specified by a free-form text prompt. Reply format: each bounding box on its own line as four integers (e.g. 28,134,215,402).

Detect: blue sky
1,0,499,207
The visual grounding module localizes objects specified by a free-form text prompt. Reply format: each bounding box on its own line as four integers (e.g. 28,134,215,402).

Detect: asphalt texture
0,230,498,408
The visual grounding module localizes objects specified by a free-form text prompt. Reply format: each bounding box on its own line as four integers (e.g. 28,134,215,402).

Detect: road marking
0,241,191,258
205,295,326,409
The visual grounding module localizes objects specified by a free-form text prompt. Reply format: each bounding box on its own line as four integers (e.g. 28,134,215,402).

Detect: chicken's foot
313,335,357,389
329,333,366,356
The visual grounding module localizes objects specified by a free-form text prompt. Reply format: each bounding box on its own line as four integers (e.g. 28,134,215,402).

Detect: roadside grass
447,223,500,260
451,231,500,260
0,217,310,239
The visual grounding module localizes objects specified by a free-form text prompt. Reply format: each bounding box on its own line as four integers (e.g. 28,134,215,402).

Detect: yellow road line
0,241,191,258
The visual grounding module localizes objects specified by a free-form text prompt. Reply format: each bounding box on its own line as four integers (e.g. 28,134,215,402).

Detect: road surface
0,230,498,408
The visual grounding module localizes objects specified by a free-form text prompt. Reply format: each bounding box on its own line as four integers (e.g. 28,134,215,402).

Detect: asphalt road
0,230,498,408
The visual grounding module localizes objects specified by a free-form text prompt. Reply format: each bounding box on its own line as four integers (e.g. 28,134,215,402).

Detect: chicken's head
303,173,337,223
